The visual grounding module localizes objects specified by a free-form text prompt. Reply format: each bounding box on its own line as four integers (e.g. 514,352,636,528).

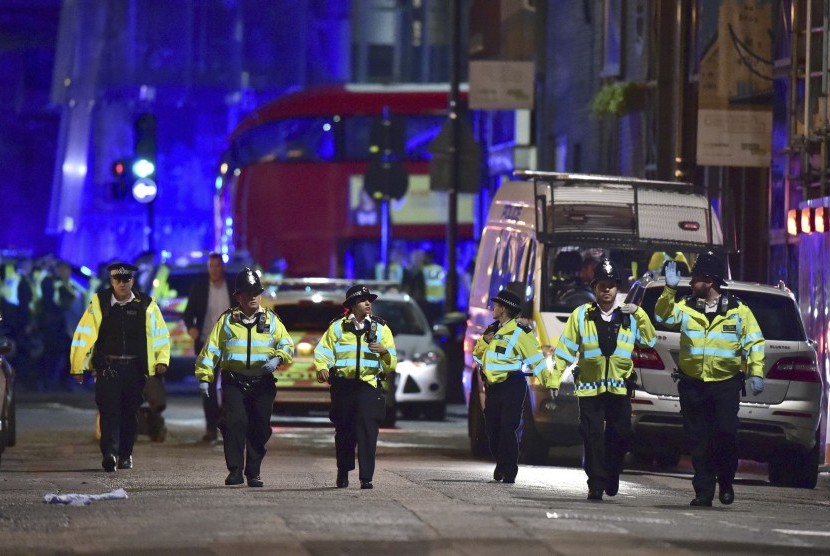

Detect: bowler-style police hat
233,267,264,296
343,285,378,308
107,262,138,279
490,289,522,312
591,258,622,288
691,251,727,287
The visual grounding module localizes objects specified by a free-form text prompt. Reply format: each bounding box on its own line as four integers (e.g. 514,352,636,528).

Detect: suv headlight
412,350,441,365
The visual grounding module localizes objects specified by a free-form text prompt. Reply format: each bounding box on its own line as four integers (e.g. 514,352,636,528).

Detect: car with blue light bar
262,278,448,424
625,275,823,488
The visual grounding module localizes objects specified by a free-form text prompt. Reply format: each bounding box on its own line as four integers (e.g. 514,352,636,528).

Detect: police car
262,279,448,424
625,275,823,488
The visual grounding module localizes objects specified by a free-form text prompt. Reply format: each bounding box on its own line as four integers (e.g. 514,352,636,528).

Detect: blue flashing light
215,176,223,190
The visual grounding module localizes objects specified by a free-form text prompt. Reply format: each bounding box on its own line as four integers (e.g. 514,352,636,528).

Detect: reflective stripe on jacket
545,303,656,396
473,318,547,385
654,287,764,381
313,316,397,387
195,307,294,382
70,292,170,376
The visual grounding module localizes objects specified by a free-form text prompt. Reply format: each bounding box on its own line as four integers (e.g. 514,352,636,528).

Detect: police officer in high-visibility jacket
195,268,294,488
69,262,170,472
659,253,764,507
473,289,546,484
314,285,397,490
543,259,656,501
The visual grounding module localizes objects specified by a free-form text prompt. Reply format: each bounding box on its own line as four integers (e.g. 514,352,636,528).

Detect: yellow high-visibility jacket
473,318,546,385
70,291,170,376
544,304,656,396
195,306,294,382
654,286,765,381
313,315,397,388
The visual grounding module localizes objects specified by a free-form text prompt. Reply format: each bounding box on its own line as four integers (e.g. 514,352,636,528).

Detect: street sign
428,116,482,193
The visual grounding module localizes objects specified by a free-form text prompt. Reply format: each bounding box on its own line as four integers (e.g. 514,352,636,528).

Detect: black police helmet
591,258,622,288
490,289,522,313
343,284,378,308
691,251,727,287
233,267,264,296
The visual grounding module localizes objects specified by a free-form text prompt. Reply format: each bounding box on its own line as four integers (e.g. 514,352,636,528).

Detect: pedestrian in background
183,253,233,442
473,289,546,484
544,259,656,501
195,268,293,487
658,253,765,507
69,262,170,472
314,285,397,490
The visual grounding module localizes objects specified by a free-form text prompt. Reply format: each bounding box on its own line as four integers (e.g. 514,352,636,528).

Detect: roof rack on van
510,171,727,252
513,170,694,190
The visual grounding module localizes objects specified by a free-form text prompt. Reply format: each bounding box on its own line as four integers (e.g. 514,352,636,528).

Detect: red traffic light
111,160,128,177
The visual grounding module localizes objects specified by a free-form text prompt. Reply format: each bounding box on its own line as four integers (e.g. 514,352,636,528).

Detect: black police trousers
678,373,742,502
221,371,276,479
484,372,527,481
577,392,632,492
329,378,382,481
95,359,145,460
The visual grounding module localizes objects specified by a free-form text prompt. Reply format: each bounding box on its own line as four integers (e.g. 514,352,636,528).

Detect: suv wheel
422,401,446,421
518,394,549,465
768,433,820,489
468,374,490,459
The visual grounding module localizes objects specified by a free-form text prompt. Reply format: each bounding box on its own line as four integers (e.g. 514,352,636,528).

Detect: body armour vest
92,290,149,369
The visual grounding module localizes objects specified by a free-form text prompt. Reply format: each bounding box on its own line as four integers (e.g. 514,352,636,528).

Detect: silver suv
625,276,823,488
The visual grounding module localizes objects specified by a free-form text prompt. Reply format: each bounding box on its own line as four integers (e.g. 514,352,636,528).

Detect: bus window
233,117,336,165
342,115,445,161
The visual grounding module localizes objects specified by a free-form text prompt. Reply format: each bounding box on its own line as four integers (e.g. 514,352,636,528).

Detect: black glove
484,320,500,336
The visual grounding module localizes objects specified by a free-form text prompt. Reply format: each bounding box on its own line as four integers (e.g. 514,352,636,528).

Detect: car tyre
768,433,819,489
518,394,549,465
468,373,491,459
400,405,421,420
422,401,446,421
7,395,15,448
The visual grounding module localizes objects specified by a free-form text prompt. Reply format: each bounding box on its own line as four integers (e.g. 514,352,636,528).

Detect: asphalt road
1,384,829,555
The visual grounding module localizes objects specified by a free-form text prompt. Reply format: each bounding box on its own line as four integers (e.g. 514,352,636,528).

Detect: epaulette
517,321,532,333
266,307,282,322
370,314,387,326
328,315,344,327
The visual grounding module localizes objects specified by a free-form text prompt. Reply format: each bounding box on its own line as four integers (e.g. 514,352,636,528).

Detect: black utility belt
221,369,272,387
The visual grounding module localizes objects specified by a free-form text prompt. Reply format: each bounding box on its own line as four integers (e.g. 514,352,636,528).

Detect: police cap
490,289,522,313
107,262,138,279
343,285,378,308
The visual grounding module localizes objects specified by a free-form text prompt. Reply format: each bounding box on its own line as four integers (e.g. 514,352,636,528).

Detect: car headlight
412,350,440,365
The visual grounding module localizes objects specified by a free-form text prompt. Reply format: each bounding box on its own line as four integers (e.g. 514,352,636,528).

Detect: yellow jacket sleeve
194,314,225,382
70,297,102,375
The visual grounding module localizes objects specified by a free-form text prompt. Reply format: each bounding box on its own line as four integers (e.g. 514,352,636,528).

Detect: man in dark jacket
183,253,233,441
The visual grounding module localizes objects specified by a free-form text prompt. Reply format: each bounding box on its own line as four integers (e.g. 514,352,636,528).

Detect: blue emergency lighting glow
225,217,233,226
323,123,332,131
79,265,93,277
215,176,223,190
132,158,155,179
132,178,157,203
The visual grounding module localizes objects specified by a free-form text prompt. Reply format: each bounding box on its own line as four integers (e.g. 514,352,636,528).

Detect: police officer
544,259,656,500
659,253,765,507
473,289,546,484
70,262,170,472
314,285,397,490
195,268,294,487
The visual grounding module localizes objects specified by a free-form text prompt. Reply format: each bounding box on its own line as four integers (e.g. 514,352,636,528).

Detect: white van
463,171,727,462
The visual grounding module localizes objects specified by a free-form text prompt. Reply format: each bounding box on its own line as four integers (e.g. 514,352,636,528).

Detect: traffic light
131,113,158,203
364,109,409,201
133,113,157,181
110,158,131,200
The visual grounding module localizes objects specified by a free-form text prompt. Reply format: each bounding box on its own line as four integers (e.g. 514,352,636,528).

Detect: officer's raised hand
619,303,638,314
749,376,765,395
664,261,681,288
199,381,210,398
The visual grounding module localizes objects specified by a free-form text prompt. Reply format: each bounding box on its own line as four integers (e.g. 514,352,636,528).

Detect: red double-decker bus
215,83,477,278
